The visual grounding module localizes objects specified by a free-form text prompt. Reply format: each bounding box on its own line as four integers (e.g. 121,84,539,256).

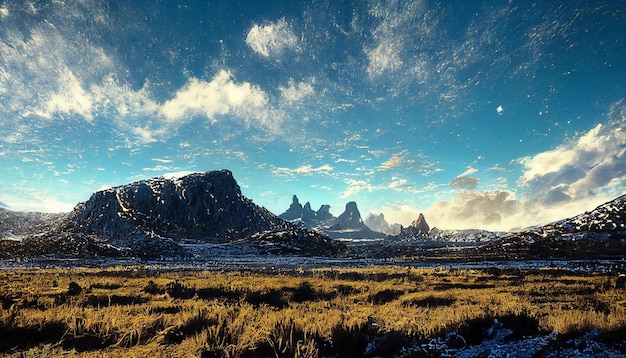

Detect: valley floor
1,263,626,357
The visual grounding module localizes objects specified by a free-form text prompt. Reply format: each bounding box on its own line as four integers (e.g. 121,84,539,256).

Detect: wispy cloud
279,79,315,103
365,1,432,78
449,176,480,190
378,151,409,171
340,178,380,199
271,164,334,178
152,158,173,164
246,18,299,59
377,150,442,176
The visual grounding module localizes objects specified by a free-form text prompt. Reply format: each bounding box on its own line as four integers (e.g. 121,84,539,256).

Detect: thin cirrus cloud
271,164,334,179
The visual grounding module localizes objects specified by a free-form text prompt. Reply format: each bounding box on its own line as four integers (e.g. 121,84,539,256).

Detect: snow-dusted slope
1,170,345,259
477,194,626,259
69,170,285,241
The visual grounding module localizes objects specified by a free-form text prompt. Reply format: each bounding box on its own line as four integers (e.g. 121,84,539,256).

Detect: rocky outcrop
3,170,346,259
279,195,336,226
330,202,366,231
280,195,304,221
316,205,334,222
69,170,285,241
325,202,386,239
402,213,430,236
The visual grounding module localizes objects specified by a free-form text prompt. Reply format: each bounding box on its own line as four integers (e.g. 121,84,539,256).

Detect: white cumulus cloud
518,103,626,207
160,70,281,134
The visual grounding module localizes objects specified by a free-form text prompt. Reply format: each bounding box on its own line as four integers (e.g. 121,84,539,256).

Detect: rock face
477,194,626,259
402,213,430,236
2,170,346,259
70,170,284,241
279,195,336,226
330,202,366,230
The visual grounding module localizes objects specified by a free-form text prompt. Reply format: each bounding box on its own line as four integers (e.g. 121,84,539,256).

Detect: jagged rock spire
402,213,430,236
330,201,367,230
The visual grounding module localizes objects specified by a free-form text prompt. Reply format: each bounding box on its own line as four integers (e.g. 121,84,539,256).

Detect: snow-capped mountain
0,208,63,240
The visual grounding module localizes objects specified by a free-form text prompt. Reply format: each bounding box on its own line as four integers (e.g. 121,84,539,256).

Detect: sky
1,0,625,231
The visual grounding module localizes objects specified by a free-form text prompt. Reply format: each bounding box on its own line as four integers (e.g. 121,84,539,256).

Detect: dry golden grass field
1,265,625,357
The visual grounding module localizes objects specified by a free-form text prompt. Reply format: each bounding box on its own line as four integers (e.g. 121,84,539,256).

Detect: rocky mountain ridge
0,170,346,259
0,208,63,240
475,194,626,259
279,195,335,226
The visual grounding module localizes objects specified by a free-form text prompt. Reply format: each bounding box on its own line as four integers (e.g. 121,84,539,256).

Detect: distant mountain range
473,194,626,259
0,170,346,259
364,213,402,235
1,171,624,261
279,197,385,239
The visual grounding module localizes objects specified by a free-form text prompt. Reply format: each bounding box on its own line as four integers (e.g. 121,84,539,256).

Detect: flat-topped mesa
68,170,285,241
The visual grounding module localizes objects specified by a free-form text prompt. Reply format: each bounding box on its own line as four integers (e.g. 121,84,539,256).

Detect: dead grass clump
433,282,495,291
244,289,287,308
89,283,123,290
68,281,82,296
164,315,217,344
0,321,67,352
142,280,165,295
370,289,403,305
165,281,195,299
327,322,373,358
289,281,336,303
0,295,15,310
404,294,456,308
82,294,149,307
335,284,360,296
196,287,242,301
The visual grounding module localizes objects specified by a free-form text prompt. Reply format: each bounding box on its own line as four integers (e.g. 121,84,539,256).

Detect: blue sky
1,0,625,231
